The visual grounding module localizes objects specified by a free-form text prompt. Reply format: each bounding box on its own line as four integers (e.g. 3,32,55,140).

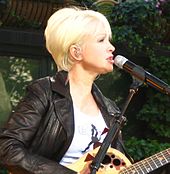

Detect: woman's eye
98,38,105,42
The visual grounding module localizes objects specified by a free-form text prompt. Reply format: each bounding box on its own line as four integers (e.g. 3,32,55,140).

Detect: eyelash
98,38,105,42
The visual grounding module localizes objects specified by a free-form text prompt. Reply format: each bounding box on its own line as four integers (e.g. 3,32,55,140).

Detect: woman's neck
68,68,99,116
68,68,97,94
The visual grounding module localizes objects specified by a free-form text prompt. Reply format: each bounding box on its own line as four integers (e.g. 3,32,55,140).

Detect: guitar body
67,147,132,174
67,147,170,174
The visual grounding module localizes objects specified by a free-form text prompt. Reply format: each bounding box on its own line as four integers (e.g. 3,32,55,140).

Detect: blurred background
0,0,170,173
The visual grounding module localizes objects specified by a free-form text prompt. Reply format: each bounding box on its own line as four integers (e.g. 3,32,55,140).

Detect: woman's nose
108,42,115,53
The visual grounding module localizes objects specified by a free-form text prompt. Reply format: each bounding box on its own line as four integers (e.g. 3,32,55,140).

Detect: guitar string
155,153,166,166
119,148,170,174
161,150,170,165
102,149,170,174
138,160,151,174
131,149,170,173
126,154,162,173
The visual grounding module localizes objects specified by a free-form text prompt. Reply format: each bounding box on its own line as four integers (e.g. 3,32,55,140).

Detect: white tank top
60,104,108,166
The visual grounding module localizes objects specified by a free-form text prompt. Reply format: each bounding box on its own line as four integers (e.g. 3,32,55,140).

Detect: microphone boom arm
115,55,170,96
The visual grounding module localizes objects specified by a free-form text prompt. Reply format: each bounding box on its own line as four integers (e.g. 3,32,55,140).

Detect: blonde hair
44,7,112,71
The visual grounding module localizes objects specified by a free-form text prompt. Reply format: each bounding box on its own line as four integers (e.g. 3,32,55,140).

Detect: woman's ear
69,45,82,61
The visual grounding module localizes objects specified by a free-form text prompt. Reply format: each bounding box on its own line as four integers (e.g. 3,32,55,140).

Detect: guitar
67,147,170,174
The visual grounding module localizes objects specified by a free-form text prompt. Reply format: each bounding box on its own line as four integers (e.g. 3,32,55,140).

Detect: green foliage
3,57,33,107
0,166,8,174
125,137,170,161
0,56,40,108
110,0,169,54
9,10,42,29
0,0,170,168
0,72,11,127
137,55,170,138
94,0,170,160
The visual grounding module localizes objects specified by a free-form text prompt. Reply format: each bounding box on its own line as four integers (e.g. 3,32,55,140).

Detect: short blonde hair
44,7,112,71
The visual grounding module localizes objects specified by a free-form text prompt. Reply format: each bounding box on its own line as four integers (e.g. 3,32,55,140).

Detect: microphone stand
90,77,143,174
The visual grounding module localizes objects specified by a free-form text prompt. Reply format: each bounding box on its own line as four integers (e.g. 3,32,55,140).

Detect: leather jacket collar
50,71,120,125
50,71,70,98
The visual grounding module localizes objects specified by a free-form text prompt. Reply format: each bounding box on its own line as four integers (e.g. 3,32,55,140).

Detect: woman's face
79,22,115,75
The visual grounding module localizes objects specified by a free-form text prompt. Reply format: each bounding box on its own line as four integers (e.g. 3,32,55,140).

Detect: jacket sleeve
0,79,77,174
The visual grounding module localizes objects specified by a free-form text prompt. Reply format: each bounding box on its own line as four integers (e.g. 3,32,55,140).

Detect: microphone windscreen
114,55,128,69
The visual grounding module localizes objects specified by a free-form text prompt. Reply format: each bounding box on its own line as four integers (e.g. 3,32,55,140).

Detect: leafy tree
95,0,170,161
0,1,170,173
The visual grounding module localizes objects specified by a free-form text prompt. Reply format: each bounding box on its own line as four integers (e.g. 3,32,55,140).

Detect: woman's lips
106,56,114,64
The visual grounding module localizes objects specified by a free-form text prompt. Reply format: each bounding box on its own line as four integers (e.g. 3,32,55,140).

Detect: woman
0,7,127,174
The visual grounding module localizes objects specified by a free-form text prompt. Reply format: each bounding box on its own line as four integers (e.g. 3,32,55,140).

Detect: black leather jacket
0,71,126,174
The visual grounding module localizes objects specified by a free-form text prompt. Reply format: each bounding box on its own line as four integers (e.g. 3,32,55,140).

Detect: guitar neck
120,148,170,174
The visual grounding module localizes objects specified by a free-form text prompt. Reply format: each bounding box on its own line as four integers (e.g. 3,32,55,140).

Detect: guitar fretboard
120,148,170,174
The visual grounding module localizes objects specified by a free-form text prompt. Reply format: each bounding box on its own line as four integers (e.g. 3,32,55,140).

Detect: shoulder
25,75,58,105
27,76,51,94
29,76,51,88
26,71,68,101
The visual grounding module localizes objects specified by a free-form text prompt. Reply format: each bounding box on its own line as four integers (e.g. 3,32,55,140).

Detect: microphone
114,55,170,96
